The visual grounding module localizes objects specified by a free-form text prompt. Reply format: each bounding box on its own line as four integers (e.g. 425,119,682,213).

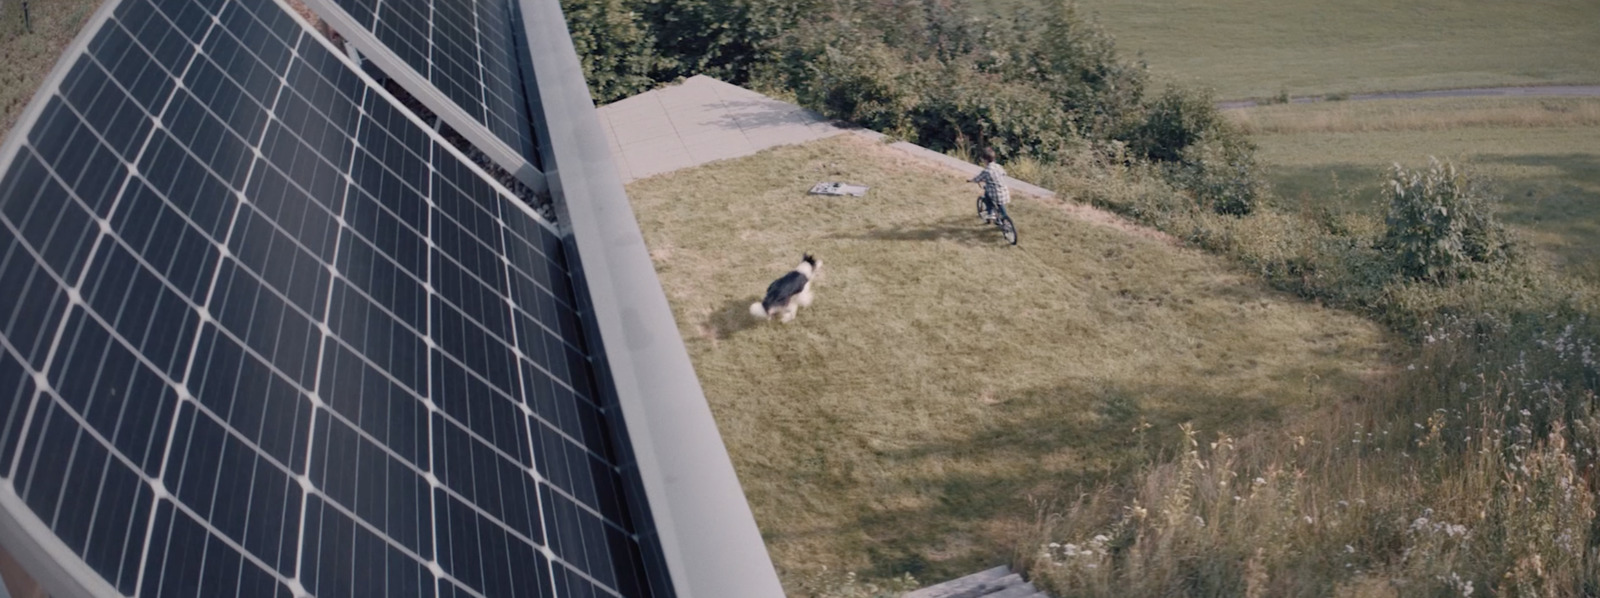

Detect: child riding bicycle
970,147,1010,223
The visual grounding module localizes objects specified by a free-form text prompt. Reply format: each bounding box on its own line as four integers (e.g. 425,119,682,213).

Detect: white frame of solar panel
0,0,565,593
293,0,547,200
0,0,150,593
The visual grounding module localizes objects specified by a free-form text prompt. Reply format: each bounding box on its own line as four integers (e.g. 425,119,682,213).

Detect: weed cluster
1026,316,1600,595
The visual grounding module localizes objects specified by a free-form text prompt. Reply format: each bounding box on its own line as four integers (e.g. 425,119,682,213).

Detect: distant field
1010,0,1600,100
1235,98,1600,280
626,134,1392,586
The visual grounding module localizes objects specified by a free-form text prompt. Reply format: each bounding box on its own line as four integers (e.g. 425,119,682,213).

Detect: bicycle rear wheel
995,205,1017,245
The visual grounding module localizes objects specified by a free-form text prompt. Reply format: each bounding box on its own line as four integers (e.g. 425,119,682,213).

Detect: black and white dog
749,254,819,323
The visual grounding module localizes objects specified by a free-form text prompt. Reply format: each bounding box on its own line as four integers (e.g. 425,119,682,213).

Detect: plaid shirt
972,162,1011,205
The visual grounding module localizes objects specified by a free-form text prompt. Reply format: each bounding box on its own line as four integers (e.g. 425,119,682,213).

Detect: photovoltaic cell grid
327,0,535,162
0,0,653,594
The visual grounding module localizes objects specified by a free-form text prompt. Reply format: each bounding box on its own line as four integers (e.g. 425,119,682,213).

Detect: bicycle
976,194,1018,245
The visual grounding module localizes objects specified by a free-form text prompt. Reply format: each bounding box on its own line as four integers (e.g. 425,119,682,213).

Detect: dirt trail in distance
1218,85,1600,109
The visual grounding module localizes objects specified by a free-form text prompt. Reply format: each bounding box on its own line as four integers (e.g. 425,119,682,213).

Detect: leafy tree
560,0,658,103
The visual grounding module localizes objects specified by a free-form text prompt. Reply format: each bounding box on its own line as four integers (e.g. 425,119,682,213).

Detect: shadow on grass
830,215,1010,247
1268,163,1386,213
706,296,766,340
765,380,1280,582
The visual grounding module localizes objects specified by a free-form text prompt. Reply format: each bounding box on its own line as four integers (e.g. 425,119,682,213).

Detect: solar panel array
325,0,536,160
0,0,658,594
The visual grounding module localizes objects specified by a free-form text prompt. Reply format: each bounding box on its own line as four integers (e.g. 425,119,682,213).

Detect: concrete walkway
594,75,1062,203
596,75,844,182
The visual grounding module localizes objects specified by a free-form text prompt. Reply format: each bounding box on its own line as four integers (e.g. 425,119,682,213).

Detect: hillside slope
625,134,1395,584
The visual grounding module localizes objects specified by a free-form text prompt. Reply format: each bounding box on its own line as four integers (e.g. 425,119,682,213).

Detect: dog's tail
749,302,768,320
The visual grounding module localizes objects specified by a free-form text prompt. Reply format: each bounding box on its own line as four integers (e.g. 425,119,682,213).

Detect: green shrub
1124,86,1216,163
1380,158,1515,282
1175,128,1266,215
909,63,1080,161
783,36,921,136
1121,86,1266,215
561,0,659,103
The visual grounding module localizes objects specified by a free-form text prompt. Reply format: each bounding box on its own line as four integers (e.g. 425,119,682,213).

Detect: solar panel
0,0,657,594
311,0,538,168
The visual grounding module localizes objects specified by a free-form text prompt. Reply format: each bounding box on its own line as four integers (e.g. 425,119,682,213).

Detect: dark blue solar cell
143,499,297,597
308,411,432,559
0,231,69,365
167,402,304,577
227,206,332,316
336,231,426,330
245,158,341,261
48,311,177,476
301,493,439,598
190,326,312,470
110,178,223,300
431,412,542,541
430,350,529,464
80,240,200,378
326,279,427,392
17,400,82,519
212,259,322,388
84,455,153,594
0,350,37,479
101,26,177,114
318,340,428,469
138,131,239,239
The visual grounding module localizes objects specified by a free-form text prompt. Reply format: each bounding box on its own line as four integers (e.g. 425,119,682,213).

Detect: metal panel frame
294,0,549,197
514,0,787,596
0,0,140,592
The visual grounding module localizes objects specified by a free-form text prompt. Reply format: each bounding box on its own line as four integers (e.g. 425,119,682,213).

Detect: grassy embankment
625,133,1394,588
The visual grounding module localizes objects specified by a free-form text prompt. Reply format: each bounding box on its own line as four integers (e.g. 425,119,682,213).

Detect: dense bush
560,0,1240,184
561,0,657,102
1381,158,1515,282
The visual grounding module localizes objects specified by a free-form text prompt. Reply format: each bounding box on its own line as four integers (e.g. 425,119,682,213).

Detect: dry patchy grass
626,134,1394,586
0,0,101,140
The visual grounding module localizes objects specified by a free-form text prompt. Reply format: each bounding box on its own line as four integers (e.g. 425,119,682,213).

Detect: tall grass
1025,317,1600,596
1016,146,1600,596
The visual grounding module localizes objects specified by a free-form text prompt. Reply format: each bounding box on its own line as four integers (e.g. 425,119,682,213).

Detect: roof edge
512,1,787,596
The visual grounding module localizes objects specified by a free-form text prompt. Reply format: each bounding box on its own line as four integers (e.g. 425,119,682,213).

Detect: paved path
595,75,844,182
1218,84,1600,109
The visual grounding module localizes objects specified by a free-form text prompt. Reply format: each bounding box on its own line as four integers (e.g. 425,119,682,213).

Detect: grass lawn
1001,0,1600,100
625,133,1393,585
0,0,102,140
1235,98,1600,281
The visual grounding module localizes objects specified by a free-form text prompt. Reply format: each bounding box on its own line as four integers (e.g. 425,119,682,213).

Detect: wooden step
899,565,1060,598
985,582,1039,598
902,566,1048,598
